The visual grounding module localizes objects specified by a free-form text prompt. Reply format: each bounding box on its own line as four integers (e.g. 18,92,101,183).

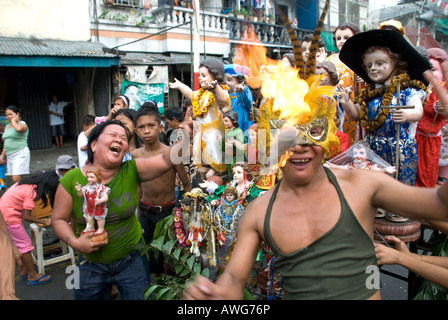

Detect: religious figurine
213,186,244,251
76,166,110,238
339,29,430,222
223,110,246,176
169,58,231,178
204,185,245,272
202,162,264,208
179,188,211,257
324,141,396,174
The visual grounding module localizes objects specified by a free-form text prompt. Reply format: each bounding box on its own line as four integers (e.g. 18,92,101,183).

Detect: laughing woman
51,120,187,300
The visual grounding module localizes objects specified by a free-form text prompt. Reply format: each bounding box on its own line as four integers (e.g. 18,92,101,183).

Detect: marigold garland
354,73,426,132
192,85,229,118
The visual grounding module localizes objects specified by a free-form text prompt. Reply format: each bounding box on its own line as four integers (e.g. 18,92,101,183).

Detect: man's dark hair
164,106,185,122
82,114,95,126
137,101,162,124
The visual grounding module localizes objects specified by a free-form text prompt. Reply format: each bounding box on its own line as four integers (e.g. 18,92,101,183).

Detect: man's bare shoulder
132,143,169,158
243,188,273,219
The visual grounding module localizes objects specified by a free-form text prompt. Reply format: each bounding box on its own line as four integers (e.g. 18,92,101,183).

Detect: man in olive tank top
183,66,448,300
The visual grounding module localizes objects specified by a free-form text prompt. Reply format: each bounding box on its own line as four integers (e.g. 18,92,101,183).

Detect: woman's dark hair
18,171,60,208
114,108,142,148
115,108,137,125
164,106,185,122
200,58,225,83
87,120,130,164
5,105,21,114
223,110,239,128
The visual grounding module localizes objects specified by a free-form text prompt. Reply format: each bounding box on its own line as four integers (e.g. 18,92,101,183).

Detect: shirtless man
133,105,192,248
184,69,448,299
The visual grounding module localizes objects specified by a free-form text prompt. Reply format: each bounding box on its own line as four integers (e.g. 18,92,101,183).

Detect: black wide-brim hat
339,29,431,84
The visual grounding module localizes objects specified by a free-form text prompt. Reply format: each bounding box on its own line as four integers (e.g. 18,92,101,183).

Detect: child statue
325,140,396,174
202,162,264,208
75,166,110,238
339,29,430,222
169,58,231,178
213,186,244,250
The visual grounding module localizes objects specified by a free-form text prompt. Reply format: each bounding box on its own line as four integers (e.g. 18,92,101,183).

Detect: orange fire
233,27,314,167
233,27,312,126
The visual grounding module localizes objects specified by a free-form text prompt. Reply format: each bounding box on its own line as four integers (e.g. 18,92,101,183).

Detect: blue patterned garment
364,87,426,186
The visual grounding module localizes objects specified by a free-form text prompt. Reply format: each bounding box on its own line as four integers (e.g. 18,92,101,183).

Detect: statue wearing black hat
338,29,431,222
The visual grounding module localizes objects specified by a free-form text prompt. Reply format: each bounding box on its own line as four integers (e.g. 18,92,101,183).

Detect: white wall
0,0,90,40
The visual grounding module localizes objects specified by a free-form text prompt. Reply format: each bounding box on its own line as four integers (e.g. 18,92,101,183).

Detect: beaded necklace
354,73,426,132
192,85,229,118
267,256,283,300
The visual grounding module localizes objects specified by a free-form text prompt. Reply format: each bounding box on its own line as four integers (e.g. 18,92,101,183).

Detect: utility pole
192,0,201,90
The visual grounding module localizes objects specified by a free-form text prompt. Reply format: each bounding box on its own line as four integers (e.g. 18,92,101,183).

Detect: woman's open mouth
109,146,121,154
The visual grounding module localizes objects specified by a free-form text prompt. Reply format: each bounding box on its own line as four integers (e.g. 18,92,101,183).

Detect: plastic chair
30,223,75,274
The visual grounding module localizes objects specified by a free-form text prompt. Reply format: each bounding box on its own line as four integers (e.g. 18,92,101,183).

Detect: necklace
217,200,241,229
355,73,426,132
192,85,229,118
267,257,283,300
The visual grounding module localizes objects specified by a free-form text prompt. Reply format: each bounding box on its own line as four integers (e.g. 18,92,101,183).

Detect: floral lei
354,73,426,132
192,85,229,118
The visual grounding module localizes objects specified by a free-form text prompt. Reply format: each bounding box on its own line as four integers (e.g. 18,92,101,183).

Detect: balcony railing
140,5,313,49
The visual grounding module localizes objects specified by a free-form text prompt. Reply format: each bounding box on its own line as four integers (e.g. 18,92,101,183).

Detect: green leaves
143,214,210,300
414,233,448,300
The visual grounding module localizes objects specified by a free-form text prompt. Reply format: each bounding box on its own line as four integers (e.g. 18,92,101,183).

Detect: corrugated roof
0,37,118,58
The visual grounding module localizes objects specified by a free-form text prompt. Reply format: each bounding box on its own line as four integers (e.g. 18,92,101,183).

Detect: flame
233,26,311,126
278,150,292,168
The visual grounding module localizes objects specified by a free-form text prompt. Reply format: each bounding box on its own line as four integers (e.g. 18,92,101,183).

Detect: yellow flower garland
192,85,229,118
355,73,426,132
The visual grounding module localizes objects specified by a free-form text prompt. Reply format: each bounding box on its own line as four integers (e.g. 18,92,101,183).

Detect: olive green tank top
263,167,377,300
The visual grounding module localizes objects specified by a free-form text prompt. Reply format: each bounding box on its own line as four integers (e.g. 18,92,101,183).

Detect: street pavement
8,137,415,300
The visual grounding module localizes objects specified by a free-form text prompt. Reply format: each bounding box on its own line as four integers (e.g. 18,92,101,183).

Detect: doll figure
76,166,111,236
169,58,231,178
224,64,254,134
339,30,430,222
325,141,396,174
339,30,429,187
223,110,245,176
416,47,448,187
204,162,264,207
327,21,361,145
214,186,244,247
181,188,211,257
213,186,244,266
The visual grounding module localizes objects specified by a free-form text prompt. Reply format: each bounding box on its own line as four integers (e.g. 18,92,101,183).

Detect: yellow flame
278,150,292,168
234,27,311,126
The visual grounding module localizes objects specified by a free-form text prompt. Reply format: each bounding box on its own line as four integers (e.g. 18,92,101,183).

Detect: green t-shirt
3,121,28,155
60,159,143,263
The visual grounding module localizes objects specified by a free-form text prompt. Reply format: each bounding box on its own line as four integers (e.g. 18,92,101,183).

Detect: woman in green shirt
52,120,187,300
0,105,29,184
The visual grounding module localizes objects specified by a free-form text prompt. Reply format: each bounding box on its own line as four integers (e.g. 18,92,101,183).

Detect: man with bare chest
133,105,192,255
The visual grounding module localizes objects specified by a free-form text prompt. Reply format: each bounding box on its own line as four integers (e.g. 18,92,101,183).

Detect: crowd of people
3,13,448,301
